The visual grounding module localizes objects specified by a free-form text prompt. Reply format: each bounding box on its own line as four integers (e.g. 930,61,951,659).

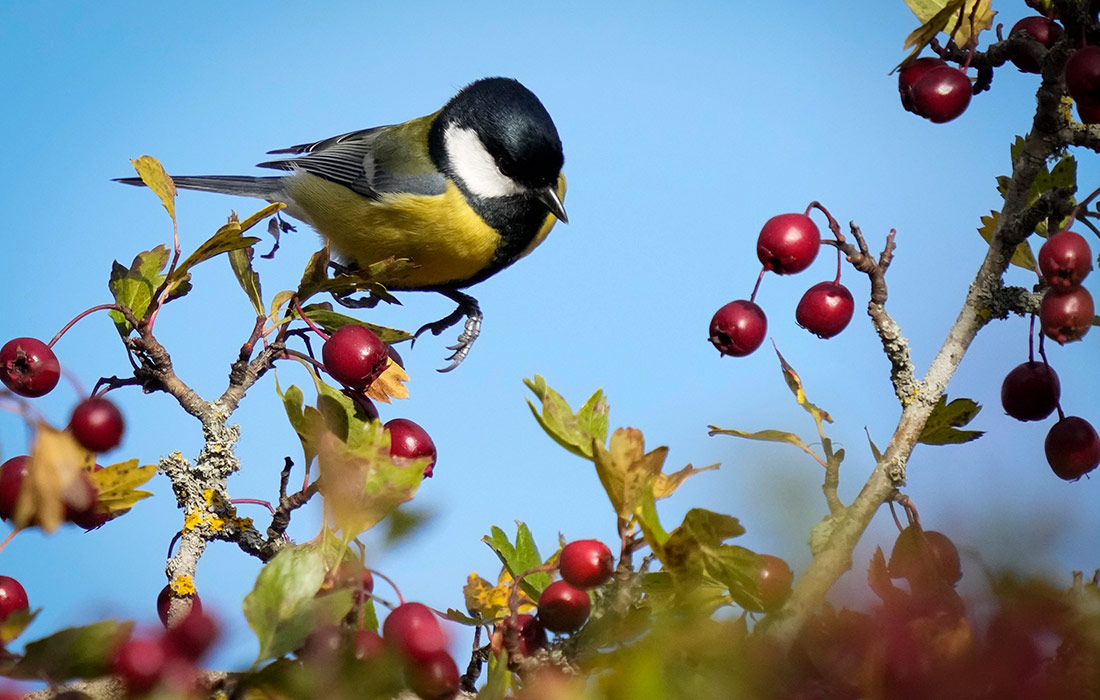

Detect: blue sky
1,0,1098,677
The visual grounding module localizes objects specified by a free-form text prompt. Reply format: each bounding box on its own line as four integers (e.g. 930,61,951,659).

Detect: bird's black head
430,77,564,195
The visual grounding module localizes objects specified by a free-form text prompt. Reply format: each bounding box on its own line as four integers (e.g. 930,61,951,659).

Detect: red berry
1045,416,1100,481
352,629,384,660
558,540,614,589
0,337,60,398
65,470,111,530
342,388,380,421
899,57,947,114
493,613,547,658
1078,98,1100,124
888,526,962,586
1066,46,1100,105
322,325,388,390
1001,361,1060,422
112,636,168,694
164,609,218,661
1040,286,1094,343
1038,230,1093,289
757,213,821,275
383,602,448,662
299,623,346,663
157,585,203,627
537,581,591,633
755,555,793,611
385,418,437,477
795,281,855,339
0,576,29,622
1009,17,1063,73
69,397,125,453
0,457,28,522
908,65,972,123
709,300,767,357
405,649,459,700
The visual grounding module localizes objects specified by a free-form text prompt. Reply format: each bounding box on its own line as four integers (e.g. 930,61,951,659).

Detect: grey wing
256,126,446,198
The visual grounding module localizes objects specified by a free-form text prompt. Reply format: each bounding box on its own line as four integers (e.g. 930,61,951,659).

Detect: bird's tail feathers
114,175,286,200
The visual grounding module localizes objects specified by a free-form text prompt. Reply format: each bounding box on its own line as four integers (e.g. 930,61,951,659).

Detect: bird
117,77,567,371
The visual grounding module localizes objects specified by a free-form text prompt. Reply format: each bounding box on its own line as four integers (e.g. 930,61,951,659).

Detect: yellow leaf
775,347,833,429
90,460,157,514
131,155,177,221
901,0,994,63
653,463,720,500
365,359,410,404
593,428,668,520
19,425,93,532
464,571,535,620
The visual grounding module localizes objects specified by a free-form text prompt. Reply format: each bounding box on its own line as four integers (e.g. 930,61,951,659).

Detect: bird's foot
413,291,482,372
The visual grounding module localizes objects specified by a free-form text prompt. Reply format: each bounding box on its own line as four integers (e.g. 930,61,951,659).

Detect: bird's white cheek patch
444,125,525,199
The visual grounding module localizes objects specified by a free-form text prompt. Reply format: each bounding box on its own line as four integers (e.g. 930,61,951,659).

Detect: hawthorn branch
830,225,915,404
764,46,1075,647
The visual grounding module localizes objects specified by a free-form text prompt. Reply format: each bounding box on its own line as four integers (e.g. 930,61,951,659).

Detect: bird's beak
536,185,568,224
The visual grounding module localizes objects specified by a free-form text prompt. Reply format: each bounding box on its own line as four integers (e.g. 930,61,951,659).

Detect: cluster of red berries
303,562,459,700
321,325,438,477
111,586,217,696
1001,231,1098,481
380,602,458,700
1,338,126,454
0,457,115,530
710,211,855,357
1037,230,1094,344
1,336,127,528
897,15,1066,125
898,57,973,124
487,538,615,670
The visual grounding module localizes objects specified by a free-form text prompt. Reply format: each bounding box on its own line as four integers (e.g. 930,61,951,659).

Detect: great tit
118,77,567,370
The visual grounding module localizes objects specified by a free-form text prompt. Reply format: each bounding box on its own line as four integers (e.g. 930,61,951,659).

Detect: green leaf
243,543,355,664
711,545,769,612
170,219,261,286
635,490,670,550
918,395,985,445
296,246,413,305
524,375,609,459
662,509,746,579
316,409,427,539
277,382,317,468
299,304,412,343
229,245,264,315
482,522,551,600
108,245,170,336
480,652,514,700
9,619,132,680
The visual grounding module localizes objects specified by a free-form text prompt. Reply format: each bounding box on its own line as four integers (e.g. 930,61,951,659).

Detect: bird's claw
413,291,482,372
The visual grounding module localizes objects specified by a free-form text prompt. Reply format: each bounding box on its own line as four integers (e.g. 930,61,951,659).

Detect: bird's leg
414,290,482,372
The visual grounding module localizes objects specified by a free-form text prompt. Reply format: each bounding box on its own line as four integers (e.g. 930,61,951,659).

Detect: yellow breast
283,172,502,290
